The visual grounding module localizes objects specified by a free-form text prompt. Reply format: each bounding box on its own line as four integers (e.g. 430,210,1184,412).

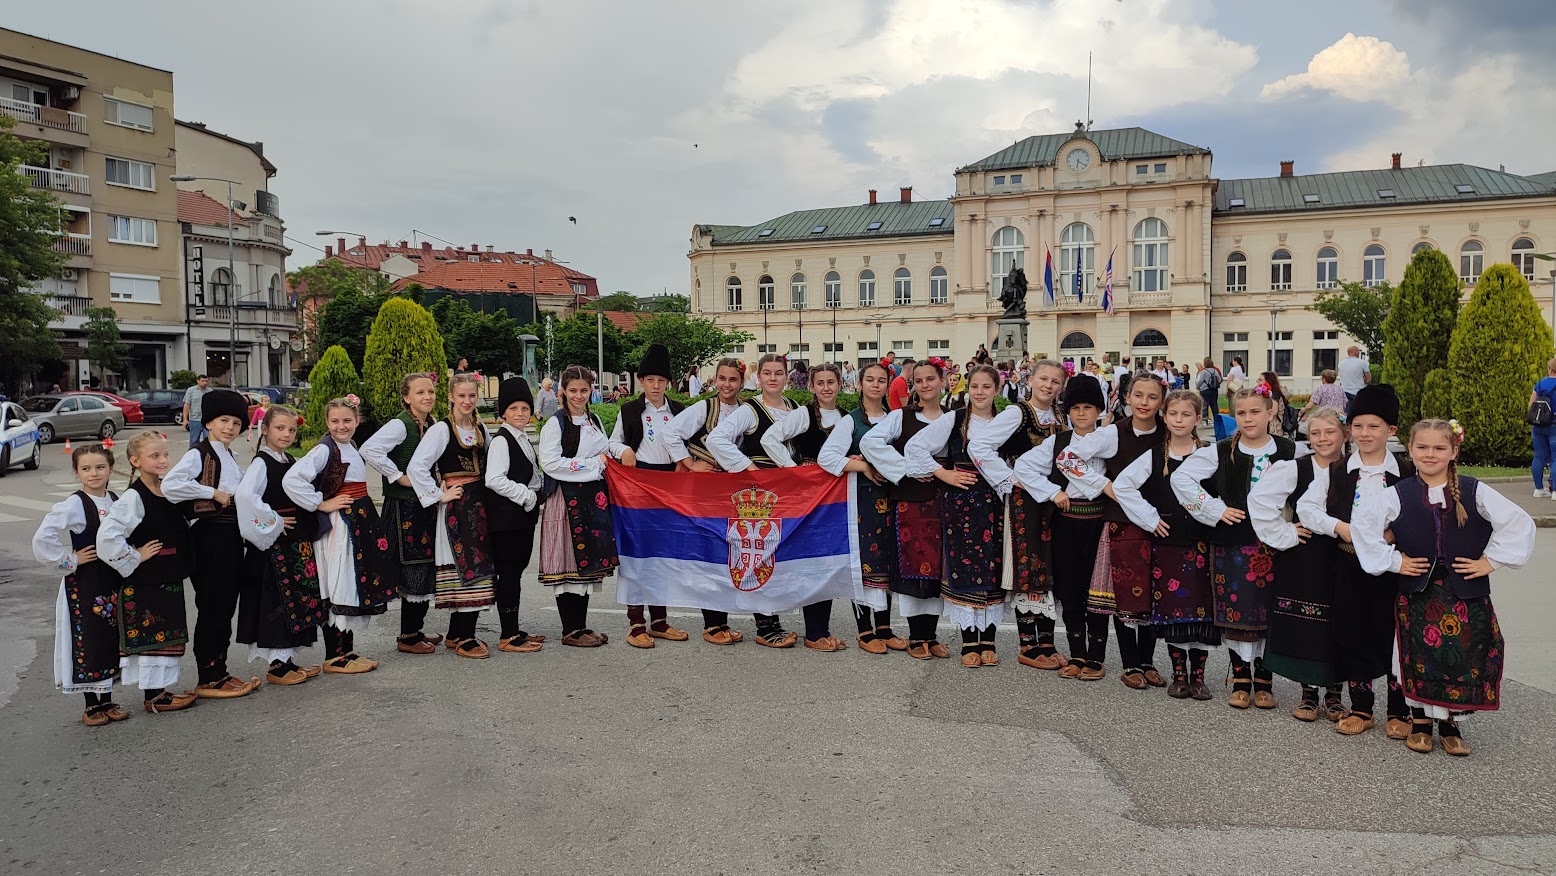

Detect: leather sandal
1405,725,1435,754
1385,717,1411,740
1324,698,1348,722
1291,700,1320,722
423,633,444,646
455,639,490,659
856,635,888,655
1166,678,1191,699
521,632,547,644
875,627,908,651
701,626,742,645
803,636,847,652
323,654,377,674
1440,734,1471,757
927,641,951,659
143,691,198,713
443,637,466,651
1227,689,1252,709
1142,667,1167,687
1335,713,1375,735
194,675,261,699
499,635,542,653
562,630,606,648
102,703,131,722
1252,689,1277,710
755,630,797,649
1188,680,1214,701
1078,663,1105,681
267,666,310,686
1058,661,1084,679
979,649,999,667
299,664,323,679
1121,669,1148,690
396,634,437,655
81,706,111,727
627,625,655,649
647,624,689,641
908,640,934,660
960,651,981,668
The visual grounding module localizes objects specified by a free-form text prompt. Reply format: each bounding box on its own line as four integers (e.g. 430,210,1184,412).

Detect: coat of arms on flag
727,487,780,591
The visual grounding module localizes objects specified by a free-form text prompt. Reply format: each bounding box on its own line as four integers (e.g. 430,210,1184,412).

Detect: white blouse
282,439,367,513
904,409,1008,495
1012,429,1106,503
163,441,242,504
236,446,289,552
97,488,152,578
859,408,947,485
408,420,489,507
663,398,738,464
1353,481,1534,576
1296,451,1401,538
707,400,793,472
33,491,114,575
966,402,1058,497
1059,422,1159,498
1170,437,1277,527
608,398,679,466
539,413,613,483
1247,458,1305,552
485,423,543,511
765,405,844,468
360,417,421,484
1110,448,1191,533
818,409,882,477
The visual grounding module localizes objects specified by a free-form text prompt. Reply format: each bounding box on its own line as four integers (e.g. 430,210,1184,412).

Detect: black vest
435,418,485,479
998,401,1064,462
126,479,191,585
1102,424,1162,522
1140,448,1205,546
259,452,318,544
485,428,539,533
1325,453,1414,522
557,411,605,458
70,490,115,552
890,410,945,503
619,396,686,451
182,439,236,522
791,404,835,464
1202,435,1297,544
1289,455,1317,519
1392,477,1494,599
739,398,792,468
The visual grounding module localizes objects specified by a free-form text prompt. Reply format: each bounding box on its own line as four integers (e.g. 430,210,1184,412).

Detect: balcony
1052,293,1101,311
51,233,92,256
19,164,89,195
193,302,299,328
0,96,88,135
1128,290,1173,307
46,294,93,317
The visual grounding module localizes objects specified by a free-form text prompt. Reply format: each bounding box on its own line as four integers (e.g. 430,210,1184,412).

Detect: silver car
20,394,125,443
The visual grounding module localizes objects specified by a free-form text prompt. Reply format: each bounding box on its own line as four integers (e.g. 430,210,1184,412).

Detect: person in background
182,374,211,447
1338,346,1370,415
685,366,703,397
887,358,916,411
453,357,470,375
1529,357,1556,498
1225,356,1247,396
841,361,858,393
881,350,898,378
536,378,559,421
247,395,269,444
1259,372,1290,438
1300,370,1347,423
1195,358,1222,424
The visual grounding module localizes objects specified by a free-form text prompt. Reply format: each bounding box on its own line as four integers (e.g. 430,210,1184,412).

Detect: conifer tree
1421,368,1453,421
362,297,448,425
1382,248,1461,429
1447,264,1554,464
302,345,361,442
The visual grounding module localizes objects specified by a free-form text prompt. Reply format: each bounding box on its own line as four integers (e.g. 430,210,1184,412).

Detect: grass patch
1461,465,1529,479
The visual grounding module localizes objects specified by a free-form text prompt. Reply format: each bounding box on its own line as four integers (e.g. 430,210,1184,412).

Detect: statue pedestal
994,318,1028,358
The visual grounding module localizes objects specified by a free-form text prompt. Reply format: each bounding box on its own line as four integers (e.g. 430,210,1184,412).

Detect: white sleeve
1112,452,1162,532
663,401,704,463
1296,463,1340,537
485,434,538,512
761,407,808,468
859,409,907,484
1353,488,1404,575
408,422,451,507
97,490,146,577
816,414,856,476
540,416,605,483
1013,436,1059,502
1056,425,1118,498
1171,444,1228,526
236,461,284,551
608,413,630,459
281,444,330,512
968,406,1022,495
361,418,409,482
32,497,85,573
1476,484,1536,570
707,405,759,473
1248,459,1300,551
903,413,955,478
161,447,213,502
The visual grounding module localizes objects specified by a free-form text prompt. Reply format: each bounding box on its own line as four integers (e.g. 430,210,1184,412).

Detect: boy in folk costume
484,377,545,653
163,388,260,699
609,344,690,648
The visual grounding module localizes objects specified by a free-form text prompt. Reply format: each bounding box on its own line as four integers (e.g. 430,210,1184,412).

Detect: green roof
701,200,953,246
1525,170,1556,189
959,126,1211,172
1215,164,1555,215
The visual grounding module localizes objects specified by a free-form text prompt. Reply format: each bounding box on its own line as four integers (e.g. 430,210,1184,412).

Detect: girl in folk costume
235,406,325,686
967,359,1066,670
1058,373,1169,689
97,432,198,713
163,388,259,699
1013,375,1109,678
361,372,443,655
1171,387,1298,710
537,365,622,647
608,344,689,648
817,361,907,654
765,362,850,652
904,364,1008,668
663,357,748,644
1353,419,1535,757
283,397,396,674
33,445,129,724
484,377,545,653
860,359,955,661
408,373,499,658
1297,385,1413,738
706,353,802,649
1249,406,1347,721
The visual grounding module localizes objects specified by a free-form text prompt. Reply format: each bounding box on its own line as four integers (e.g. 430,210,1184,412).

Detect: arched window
758,275,775,310
790,272,807,309
1132,328,1169,348
893,268,912,306
1131,218,1168,293
1412,241,1435,255
1270,249,1293,291
1315,246,1339,289
1513,237,1537,281
858,270,876,308
929,266,948,304
211,267,233,306
991,225,1025,299
726,276,743,311
1459,240,1484,285
1363,245,1386,287
268,273,282,306
1059,222,1095,298
1225,251,1247,291
1059,330,1094,350
824,271,842,308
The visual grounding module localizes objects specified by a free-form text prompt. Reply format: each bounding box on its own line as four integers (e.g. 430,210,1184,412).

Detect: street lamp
172,174,243,387
1266,296,1288,378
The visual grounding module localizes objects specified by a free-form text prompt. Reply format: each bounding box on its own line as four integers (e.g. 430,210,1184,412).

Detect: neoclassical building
689,125,1556,390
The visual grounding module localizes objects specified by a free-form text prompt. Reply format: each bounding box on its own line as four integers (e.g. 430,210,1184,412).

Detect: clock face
1066,148,1091,172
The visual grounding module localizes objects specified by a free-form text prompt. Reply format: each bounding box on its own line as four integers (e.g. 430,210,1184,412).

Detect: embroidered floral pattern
1396,575,1504,711
1211,542,1276,629
856,476,895,588
942,469,1004,599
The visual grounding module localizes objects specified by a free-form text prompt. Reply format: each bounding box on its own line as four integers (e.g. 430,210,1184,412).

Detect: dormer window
810,225,827,234
1455,184,1475,194
1228,197,1245,207
928,217,945,227
1302,194,1320,204
758,228,774,237
1377,189,1396,198
867,221,883,231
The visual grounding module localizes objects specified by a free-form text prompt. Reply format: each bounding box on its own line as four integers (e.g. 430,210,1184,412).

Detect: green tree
289,259,393,371
428,296,524,376
1447,264,1554,464
1308,279,1390,363
169,369,198,390
302,345,361,442
1382,248,1461,429
529,310,631,375
315,286,391,370
0,114,66,391
362,297,448,426
82,306,128,387
627,312,754,377
645,294,690,313
591,291,640,312
1421,368,1454,421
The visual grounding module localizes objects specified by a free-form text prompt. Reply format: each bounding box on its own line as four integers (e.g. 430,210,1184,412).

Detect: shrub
1382,248,1460,430
1421,368,1454,421
169,369,198,390
302,345,361,442
1447,264,1554,464
362,297,449,426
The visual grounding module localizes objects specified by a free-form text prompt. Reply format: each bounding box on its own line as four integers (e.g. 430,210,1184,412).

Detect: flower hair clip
1254,384,1271,397
927,356,947,369
1448,418,1465,443
344,393,361,408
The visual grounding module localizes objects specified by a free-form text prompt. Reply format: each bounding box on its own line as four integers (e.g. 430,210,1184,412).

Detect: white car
0,401,42,477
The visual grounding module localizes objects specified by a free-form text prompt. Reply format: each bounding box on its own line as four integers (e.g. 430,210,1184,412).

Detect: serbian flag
1042,246,1055,307
605,462,860,613
1101,247,1115,314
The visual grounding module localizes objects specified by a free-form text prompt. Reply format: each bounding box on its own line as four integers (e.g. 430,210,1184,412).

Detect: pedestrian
483,377,545,654
685,366,703,397
1528,357,1556,498
1259,372,1292,437
536,378,559,421
1195,358,1222,424
1299,370,1347,423
247,395,268,444
454,357,470,375
887,358,915,411
1338,346,1370,415
182,374,211,446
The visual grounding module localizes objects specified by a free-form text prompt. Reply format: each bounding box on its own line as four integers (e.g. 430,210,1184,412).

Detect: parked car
65,390,143,424
243,386,302,405
123,388,187,424
0,400,42,477
20,394,125,443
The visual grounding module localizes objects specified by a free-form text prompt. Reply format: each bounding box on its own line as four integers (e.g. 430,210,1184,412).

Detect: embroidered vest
739,397,793,468
436,418,485,479
1202,435,1297,544
1102,424,1162,522
1140,448,1204,546
183,439,236,522
312,439,349,500
486,428,538,533
382,411,429,501
620,397,686,451
790,404,833,464
126,479,191,585
998,401,1064,462
1392,477,1494,599
685,400,727,468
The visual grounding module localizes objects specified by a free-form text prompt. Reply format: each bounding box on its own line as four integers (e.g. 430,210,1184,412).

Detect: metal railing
51,233,91,256
0,96,87,134
46,294,93,316
19,164,89,194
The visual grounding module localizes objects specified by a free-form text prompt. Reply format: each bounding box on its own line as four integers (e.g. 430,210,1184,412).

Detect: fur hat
637,343,672,380
1060,373,1106,411
1349,384,1399,426
201,389,248,426
497,377,534,417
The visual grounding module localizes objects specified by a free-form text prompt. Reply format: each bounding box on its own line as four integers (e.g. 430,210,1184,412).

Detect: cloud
1260,33,1412,101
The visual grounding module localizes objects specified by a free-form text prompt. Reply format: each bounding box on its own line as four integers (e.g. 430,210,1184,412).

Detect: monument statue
997,267,1029,320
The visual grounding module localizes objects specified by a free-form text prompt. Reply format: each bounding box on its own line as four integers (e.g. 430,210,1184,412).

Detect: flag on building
1073,245,1084,301
1102,247,1115,314
605,463,859,613
1043,246,1055,307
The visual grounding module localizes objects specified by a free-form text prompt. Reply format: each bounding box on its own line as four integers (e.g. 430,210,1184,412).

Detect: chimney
471,243,479,252
544,249,553,260
337,236,346,254
486,245,494,252
421,241,432,251
1279,160,1294,178
868,189,877,206
1391,152,1402,170
356,237,366,250
526,248,534,257
399,240,409,248
900,186,912,203
324,245,333,258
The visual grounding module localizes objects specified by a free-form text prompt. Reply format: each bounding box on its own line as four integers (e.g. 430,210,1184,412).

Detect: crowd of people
32,343,1536,760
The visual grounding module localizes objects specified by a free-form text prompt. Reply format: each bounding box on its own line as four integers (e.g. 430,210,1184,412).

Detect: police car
0,401,42,477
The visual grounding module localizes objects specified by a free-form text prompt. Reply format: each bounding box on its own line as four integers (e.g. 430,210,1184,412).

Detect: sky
11,0,1556,297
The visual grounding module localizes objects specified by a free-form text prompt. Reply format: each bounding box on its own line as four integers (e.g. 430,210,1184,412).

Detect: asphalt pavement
0,426,1553,875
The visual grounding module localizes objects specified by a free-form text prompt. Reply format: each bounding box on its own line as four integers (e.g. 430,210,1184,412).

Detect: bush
1382,248,1461,430
169,369,198,390
302,345,361,442
362,297,449,426
1447,264,1554,464
1421,368,1453,421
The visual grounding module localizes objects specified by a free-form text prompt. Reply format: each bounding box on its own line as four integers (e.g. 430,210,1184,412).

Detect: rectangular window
788,343,810,355
1223,349,1247,375
1316,256,1339,289
107,215,157,246
992,176,1005,185
927,340,950,353
1154,163,1166,174
1228,198,1245,207
823,342,844,358
108,273,160,304
929,271,948,304
857,341,878,369
1314,330,1338,341
1136,164,1148,175
892,340,913,354
858,276,876,308
1222,332,1249,343
1009,174,1022,184
724,342,745,355
866,221,883,231
757,343,777,354
105,157,155,190
103,97,154,132
1313,347,1338,375
1267,348,1293,377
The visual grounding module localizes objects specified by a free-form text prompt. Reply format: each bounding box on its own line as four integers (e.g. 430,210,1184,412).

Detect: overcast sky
13,0,1555,296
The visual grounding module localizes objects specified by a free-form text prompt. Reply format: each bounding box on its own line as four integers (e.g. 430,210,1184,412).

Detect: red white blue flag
1043,246,1055,307
605,463,859,613
1102,247,1115,314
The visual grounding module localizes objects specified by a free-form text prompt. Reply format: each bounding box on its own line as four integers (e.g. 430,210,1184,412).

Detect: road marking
0,497,61,513
0,512,28,524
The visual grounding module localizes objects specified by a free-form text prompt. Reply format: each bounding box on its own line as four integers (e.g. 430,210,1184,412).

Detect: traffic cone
63,439,72,453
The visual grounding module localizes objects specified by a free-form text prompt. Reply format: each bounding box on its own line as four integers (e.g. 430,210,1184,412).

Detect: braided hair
1161,390,1207,477
960,364,1001,445
1411,419,1468,526
399,372,438,435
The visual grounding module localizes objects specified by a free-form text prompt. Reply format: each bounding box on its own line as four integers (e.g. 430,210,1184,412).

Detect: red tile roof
328,240,598,296
600,310,642,332
389,261,583,297
177,190,251,227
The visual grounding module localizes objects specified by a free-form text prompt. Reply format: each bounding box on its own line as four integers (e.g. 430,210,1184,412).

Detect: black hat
1349,383,1399,426
497,377,534,416
1060,374,1106,411
201,389,248,426
637,343,672,380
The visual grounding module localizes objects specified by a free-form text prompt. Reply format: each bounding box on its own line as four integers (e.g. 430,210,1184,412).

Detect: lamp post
1266,296,1288,378
172,175,242,386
